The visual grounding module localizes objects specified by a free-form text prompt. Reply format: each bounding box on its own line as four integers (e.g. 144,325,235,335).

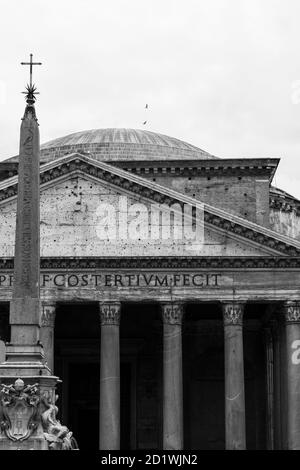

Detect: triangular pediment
0,152,299,258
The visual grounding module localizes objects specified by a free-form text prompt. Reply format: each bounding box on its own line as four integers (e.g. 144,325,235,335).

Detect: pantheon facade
0,128,300,450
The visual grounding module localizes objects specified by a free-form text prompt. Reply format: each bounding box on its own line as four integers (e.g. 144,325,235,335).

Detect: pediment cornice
0,153,299,257
0,256,299,270
114,157,279,181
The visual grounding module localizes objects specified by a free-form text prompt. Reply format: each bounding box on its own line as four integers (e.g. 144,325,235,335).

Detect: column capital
222,302,245,326
161,303,184,325
99,302,121,326
282,301,300,324
41,302,56,328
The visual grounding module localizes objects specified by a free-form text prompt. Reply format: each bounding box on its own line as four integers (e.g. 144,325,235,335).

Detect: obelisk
10,85,42,347
0,56,77,450
3,73,48,370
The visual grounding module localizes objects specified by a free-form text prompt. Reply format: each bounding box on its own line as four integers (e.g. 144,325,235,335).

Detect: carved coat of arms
0,378,39,441
0,378,78,450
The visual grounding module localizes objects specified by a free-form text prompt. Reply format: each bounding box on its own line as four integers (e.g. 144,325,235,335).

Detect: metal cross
21,53,42,86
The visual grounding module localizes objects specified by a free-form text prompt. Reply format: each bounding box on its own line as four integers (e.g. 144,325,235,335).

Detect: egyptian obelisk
10,85,42,353
0,56,77,450
4,57,48,371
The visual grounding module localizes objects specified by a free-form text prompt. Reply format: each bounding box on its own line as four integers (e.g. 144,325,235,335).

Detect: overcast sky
0,0,300,198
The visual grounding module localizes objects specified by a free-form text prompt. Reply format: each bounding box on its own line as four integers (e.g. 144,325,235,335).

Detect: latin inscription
0,272,222,289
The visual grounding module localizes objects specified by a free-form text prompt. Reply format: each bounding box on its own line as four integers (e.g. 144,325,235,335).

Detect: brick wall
138,173,269,226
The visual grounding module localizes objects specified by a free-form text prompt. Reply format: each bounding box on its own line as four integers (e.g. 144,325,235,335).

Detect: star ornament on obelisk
21,52,41,116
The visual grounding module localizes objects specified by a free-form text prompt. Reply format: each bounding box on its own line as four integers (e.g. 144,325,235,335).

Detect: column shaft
40,303,56,373
99,302,121,450
284,301,300,450
0,313,6,364
222,302,246,450
162,303,184,450
264,324,275,450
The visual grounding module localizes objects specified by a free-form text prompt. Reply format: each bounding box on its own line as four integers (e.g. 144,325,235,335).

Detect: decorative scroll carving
41,304,56,328
99,302,121,325
222,303,244,326
283,301,300,323
41,392,78,450
161,303,184,325
0,378,39,442
0,379,78,450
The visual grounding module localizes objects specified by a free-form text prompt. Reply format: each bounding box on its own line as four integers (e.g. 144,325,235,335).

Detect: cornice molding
113,158,279,181
0,256,300,271
0,154,299,256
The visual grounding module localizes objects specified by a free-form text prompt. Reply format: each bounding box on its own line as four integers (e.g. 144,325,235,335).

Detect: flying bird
145,104,149,109
143,121,147,125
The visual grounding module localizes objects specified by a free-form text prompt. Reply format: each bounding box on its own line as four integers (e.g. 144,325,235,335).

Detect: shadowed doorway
183,303,267,450
54,302,100,449
54,301,162,450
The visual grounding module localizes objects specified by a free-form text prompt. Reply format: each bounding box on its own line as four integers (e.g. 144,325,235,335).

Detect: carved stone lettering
0,272,223,289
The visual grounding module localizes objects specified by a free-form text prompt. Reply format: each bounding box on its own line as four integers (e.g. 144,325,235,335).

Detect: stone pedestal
40,303,56,373
222,302,246,450
99,302,121,450
161,303,184,450
283,301,300,450
0,374,77,450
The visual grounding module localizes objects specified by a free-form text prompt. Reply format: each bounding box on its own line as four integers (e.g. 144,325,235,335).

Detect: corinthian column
40,302,56,373
161,302,184,450
99,301,121,450
283,301,300,450
222,302,246,450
